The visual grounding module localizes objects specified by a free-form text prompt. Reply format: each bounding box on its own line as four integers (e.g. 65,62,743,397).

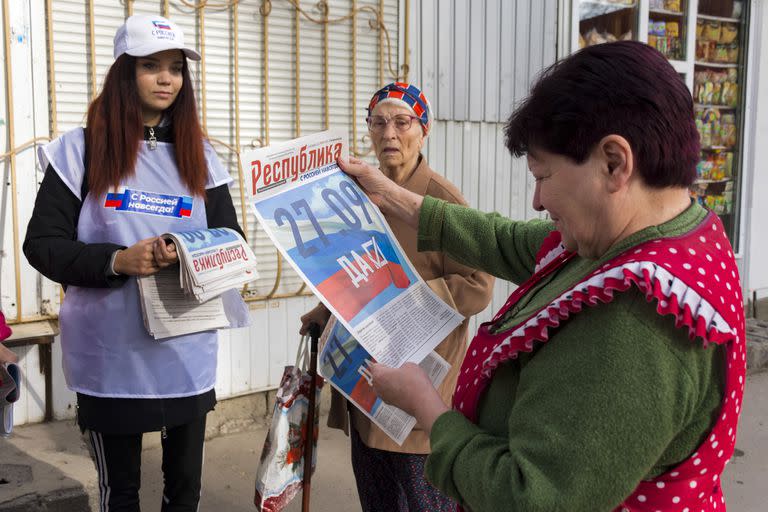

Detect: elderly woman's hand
338,157,396,207
338,158,424,229
299,303,331,335
370,362,450,434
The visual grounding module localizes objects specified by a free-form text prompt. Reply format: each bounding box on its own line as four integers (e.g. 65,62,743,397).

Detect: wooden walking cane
302,323,321,512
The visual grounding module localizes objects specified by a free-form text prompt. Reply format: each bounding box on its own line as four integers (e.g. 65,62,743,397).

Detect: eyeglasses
366,114,420,133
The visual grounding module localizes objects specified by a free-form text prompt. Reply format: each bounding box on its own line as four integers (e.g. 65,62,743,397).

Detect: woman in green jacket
340,41,745,512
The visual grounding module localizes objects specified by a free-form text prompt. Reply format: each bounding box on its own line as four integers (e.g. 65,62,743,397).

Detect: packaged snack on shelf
720,79,734,107
582,27,629,48
713,153,728,180
648,20,681,59
725,69,739,106
725,152,734,177
695,151,735,181
696,158,714,180
666,22,679,38
702,20,721,42
650,0,664,9
726,43,740,63
693,70,706,103
696,39,716,61
712,72,725,104
705,109,721,145
696,114,712,147
714,44,730,63
704,194,730,214
720,114,737,148
720,23,738,44
585,27,607,46
694,69,739,107
696,20,704,39
665,0,681,12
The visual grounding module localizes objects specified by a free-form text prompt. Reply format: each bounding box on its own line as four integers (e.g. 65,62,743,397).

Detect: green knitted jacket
418,196,724,512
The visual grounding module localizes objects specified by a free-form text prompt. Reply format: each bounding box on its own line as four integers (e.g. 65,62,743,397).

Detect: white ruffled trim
533,242,567,274
482,260,734,376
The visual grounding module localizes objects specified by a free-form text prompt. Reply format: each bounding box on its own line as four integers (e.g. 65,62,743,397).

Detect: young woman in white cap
24,14,247,511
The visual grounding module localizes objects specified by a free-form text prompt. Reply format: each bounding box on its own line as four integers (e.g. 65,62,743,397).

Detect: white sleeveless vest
38,128,248,398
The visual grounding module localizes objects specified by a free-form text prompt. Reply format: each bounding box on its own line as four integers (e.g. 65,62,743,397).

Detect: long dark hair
85,53,207,198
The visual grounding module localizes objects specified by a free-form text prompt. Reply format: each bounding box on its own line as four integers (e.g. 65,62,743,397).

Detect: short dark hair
505,41,699,188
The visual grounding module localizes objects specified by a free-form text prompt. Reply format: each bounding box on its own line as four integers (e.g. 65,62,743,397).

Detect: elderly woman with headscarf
300,82,494,511
339,42,746,512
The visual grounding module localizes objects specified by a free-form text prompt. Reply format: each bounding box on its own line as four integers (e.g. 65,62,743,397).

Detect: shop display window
572,0,750,250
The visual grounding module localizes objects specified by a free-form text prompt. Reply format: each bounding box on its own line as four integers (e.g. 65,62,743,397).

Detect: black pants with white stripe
86,416,207,512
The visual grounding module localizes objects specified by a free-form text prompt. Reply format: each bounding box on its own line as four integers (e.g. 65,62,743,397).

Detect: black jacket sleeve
205,184,245,239
23,166,128,288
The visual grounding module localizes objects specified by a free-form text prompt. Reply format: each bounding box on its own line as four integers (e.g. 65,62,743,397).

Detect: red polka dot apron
453,212,745,512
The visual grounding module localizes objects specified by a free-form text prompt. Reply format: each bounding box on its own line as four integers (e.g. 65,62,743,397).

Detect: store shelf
701,145,734,151
694,103,737,110
695,178,733,185
580,1,636,21
694,61,739,69
650,8,684,17
697,14,741,23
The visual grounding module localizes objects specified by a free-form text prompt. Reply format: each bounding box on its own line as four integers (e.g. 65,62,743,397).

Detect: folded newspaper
137,227,258,339
318,317,450,445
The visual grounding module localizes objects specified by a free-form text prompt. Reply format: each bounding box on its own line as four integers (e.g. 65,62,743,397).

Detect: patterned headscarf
367,82,432,135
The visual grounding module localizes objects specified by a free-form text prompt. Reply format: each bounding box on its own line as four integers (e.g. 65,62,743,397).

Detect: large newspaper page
318,317,449,445
242,129,463,368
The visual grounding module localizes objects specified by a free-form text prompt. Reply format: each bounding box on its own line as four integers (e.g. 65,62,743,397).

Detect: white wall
408,0,559,322
5,0,559,424
745,0,768,302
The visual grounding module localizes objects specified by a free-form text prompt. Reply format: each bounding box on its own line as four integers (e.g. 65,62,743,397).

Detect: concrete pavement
2,372,767,511
720,370,768,512
145,371,768,512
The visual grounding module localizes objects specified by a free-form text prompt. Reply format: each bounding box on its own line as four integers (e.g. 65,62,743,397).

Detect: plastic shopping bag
254,335,324,512
1,310,19,437
1,363,20,437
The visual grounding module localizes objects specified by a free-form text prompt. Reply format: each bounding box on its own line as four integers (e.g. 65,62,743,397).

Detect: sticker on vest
104,188,193,218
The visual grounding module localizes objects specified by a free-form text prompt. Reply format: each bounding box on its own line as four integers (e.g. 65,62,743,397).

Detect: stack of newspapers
137,228,258,339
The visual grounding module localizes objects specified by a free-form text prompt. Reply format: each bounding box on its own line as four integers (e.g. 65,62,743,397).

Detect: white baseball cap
113,14,201,61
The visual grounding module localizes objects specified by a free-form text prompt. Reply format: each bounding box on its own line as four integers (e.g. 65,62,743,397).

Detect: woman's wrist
385,185,424,229
415,399,451,436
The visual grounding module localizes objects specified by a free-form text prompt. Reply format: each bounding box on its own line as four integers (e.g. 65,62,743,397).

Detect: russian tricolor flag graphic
152,21,172,30
104,192,125,208
178,197,192,217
